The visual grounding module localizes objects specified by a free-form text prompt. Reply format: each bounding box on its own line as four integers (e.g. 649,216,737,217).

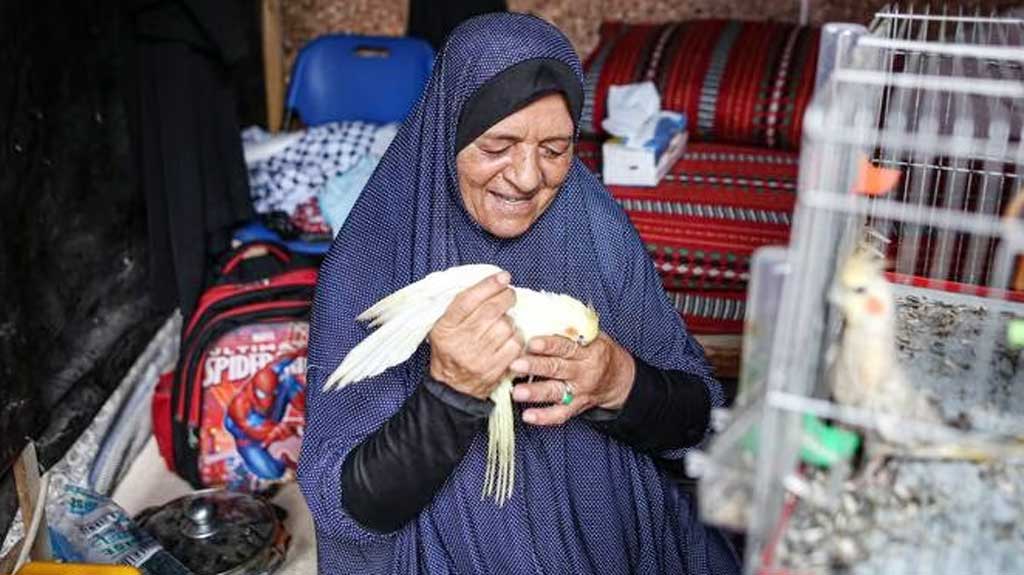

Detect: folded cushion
582,20,820,150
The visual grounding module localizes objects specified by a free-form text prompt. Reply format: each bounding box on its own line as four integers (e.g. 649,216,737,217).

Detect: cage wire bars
690,5,1024,575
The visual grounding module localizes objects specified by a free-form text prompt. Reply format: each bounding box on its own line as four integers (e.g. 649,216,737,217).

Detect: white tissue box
602,130,688,187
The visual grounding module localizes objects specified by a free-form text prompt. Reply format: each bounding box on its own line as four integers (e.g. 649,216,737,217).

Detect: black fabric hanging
1,0,176,541
126,0,253,317
407,0,507,50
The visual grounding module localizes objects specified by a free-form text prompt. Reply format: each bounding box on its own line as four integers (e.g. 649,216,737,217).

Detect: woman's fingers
521,403,578,426
511,378,569,404
437,272,511,329
509,354,575,381
526,335,579,357
490,333,524,375
473,287,517,323
508,332,636,425
428,273,520,399
480,313,517,352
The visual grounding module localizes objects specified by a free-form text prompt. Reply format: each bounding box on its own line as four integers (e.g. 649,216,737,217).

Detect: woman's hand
428,272,523,400
509,332,635,425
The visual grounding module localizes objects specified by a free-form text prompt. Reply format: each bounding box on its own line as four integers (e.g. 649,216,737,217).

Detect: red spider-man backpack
152,242,318,492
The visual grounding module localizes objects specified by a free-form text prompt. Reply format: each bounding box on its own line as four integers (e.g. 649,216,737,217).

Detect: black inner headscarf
455,58,583,152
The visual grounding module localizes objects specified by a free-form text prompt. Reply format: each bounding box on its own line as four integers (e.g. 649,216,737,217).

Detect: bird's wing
324,264,504,391
828,332,864,409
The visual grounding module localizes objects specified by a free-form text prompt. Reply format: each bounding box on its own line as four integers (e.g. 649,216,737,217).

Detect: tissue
628,112,686,152
601,82,661,142
601,82,688,186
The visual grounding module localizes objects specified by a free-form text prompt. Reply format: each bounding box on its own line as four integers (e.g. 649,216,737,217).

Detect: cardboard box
602,129,688,187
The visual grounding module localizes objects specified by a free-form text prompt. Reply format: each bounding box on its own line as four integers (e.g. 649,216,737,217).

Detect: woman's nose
505,148,542,193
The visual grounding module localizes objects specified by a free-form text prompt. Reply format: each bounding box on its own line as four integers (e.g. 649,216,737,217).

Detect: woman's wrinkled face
456,93,574,238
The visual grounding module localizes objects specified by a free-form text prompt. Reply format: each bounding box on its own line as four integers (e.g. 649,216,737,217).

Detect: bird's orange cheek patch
565,327,579,339
866,296,886,316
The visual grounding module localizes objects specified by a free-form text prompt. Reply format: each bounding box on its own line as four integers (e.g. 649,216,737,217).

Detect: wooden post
0,442,52,572
262,0,286,133
693,334,742,380
14,442,51,564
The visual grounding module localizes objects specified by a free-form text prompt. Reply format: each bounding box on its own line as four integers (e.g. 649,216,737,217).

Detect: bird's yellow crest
838,246,885,290
833,241,893,325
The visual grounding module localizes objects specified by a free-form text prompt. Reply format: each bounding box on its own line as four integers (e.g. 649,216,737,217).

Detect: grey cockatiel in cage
829,245,945,426
829,241,1024,464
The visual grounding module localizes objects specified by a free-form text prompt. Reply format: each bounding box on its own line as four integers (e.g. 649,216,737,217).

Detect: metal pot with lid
136,489,290,575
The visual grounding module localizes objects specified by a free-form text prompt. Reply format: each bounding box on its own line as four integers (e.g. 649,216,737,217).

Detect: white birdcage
690,5,1024,575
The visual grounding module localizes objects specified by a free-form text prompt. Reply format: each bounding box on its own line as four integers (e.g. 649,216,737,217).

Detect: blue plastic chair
233,220,330,256
284,34,434,127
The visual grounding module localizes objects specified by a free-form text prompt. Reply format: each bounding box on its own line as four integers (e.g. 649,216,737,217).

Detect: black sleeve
583,355,711,453
340,376,492,534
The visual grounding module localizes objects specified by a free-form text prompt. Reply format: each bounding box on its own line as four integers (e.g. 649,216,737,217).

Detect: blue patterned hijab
299,13,737,575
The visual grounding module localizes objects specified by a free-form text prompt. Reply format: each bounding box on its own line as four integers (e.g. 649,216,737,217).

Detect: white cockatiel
829,245,944,429
324,263,600,505
829,243,1024,464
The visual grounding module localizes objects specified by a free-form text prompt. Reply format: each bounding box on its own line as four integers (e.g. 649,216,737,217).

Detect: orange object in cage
852,155,902,197
1002,189,1024,292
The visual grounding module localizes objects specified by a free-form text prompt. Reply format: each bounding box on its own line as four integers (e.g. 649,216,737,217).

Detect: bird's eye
577,334,585,344
853,286,867,295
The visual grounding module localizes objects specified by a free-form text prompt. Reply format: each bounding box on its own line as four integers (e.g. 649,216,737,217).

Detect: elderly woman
299,13,739,575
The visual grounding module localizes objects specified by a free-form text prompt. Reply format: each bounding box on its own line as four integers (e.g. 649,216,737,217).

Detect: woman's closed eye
479,144,512,157
540,144,569,159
